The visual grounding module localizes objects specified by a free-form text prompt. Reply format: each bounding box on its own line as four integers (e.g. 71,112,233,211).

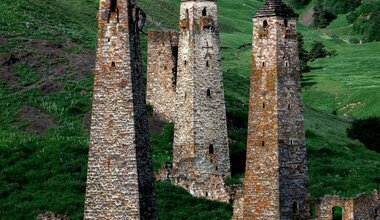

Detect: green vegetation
288,0,311,9
0,0,379,219
347,1,380,42
308,41,336,61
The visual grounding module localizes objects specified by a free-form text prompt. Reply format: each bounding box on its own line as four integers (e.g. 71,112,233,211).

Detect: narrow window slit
263,20,268,28
207,89,211,97
209,144,214,154
202,8,207,16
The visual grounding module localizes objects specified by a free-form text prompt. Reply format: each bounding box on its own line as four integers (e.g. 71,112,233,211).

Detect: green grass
0,0,379,219
300,16,380,118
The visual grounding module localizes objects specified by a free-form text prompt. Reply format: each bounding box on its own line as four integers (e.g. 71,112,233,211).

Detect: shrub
347,117,380,153
309,41,336,61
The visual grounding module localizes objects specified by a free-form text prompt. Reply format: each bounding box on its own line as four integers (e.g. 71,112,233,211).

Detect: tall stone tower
243,0,309,219
84,0,157,219
146,30,179,122
172,0,230,200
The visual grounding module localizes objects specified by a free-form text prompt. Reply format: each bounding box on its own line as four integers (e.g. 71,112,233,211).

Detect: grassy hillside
0,0,379,219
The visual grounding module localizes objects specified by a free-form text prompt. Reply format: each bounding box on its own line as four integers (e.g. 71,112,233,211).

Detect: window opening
110,0,117,12
111,62,115,67
202,7,207,16
263,62,265,67
206,60,209,67
209,144,214,154
263,103,265,109
284,19,288,28
207,89,211,97
262,141,265,146
263,20,268,28
292,202,298,214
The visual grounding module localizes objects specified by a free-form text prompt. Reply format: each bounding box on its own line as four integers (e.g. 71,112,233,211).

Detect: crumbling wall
84,0,157,219
312,191,380,219
353,190,380,220
36,212,70,220
146,30,178,122
315,195,354,220
231,187,244,220
156,160,230,203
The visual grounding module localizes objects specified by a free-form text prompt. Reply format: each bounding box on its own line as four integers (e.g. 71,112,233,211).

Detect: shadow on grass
347,117,380,154
302,73,318,89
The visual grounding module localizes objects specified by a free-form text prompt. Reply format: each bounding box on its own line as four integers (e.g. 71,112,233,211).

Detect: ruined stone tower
242,0,309,219
171,0,231,201
84,0,157,219
146,30,179,122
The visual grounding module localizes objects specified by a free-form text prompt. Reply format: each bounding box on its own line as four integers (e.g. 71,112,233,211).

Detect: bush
347,117,380,153
309,41,336,61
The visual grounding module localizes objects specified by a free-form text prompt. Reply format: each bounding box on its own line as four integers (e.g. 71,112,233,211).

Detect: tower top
254,0,296,18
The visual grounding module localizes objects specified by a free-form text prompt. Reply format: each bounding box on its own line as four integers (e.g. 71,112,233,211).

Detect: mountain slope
0,0,379,219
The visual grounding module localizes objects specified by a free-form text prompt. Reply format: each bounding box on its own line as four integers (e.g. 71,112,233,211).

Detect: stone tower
146,30,179,122
242,0,309,219
172,0,230,200
84,0,157,219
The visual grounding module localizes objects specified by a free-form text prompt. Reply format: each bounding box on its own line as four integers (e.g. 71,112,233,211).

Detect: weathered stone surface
36,212,70,220
84,0,157,219
236,1,310,219
313,191,380,220
146,30,178,122
171,0,231,202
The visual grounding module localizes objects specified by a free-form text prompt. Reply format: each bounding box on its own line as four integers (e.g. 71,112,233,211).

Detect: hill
0,0,379,219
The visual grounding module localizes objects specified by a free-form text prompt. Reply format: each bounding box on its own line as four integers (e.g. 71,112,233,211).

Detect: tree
313,1,336,28
309,41,335,61
297,33,310,74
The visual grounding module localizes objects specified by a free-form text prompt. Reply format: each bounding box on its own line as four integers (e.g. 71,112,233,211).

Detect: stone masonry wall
171,0,231,202
353,190,380,220
241,11,309,220
146,30,178,122
84,0,157,219
313,191,380,219
315,195,355,220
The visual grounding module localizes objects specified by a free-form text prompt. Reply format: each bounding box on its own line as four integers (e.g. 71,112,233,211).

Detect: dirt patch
39,79,63,95
0,38,95,89
17,105,56,135
148,112,165,135
299,8,314,26
21,39,95,78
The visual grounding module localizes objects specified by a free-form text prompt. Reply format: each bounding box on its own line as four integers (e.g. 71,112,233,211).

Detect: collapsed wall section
146,30,179,122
